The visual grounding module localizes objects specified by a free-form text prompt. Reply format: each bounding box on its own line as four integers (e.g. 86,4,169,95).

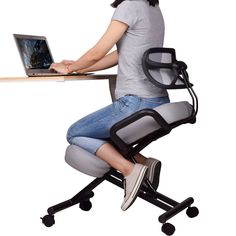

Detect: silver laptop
13,34,90,77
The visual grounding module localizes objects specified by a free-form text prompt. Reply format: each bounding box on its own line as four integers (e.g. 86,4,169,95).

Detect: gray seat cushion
116,101,193,144
65,101,192,177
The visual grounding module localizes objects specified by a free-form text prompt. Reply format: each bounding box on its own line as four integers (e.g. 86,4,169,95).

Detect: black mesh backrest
142,48,192,89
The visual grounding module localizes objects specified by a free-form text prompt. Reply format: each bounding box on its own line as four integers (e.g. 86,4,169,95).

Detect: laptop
13,34,91,77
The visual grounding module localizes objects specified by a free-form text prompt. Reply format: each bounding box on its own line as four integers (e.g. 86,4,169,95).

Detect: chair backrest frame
142,47,198,117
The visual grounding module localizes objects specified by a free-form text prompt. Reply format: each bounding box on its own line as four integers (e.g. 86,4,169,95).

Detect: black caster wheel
161,223,175,236
79,200,92,211
186,206,199,218
41,214,55,227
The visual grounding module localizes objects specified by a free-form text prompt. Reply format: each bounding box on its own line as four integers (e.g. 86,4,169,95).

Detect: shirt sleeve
111,1,139,28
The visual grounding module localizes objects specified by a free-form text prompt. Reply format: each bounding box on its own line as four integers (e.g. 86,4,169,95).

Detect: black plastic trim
110,108,171,156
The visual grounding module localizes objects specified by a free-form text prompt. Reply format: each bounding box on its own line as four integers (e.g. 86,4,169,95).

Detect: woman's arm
50,20,127,74
77,50,118,73
59,51,118,72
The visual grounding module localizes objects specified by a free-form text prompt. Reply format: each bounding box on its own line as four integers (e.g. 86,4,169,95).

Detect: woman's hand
49,60,75,74
49,63,68,74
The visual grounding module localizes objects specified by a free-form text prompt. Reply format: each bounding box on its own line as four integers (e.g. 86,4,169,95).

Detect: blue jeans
67,95,170,154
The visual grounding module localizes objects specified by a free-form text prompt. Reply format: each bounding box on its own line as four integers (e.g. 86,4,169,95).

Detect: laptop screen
15,38,53,69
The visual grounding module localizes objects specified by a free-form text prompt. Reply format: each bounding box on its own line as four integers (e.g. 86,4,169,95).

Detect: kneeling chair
41,48,199,235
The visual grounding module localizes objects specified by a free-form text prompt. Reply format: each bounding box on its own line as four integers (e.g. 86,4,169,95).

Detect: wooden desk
0,74,117,82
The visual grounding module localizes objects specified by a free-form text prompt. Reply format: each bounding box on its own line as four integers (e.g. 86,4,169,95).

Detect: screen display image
17,38,53,69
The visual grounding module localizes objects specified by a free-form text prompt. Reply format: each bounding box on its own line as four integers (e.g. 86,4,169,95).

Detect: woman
50,0,169,211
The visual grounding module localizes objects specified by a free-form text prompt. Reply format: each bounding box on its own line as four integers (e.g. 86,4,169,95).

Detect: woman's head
111,0,159,8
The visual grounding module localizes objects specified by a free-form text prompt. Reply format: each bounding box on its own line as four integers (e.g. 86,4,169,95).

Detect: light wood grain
0,74,117,82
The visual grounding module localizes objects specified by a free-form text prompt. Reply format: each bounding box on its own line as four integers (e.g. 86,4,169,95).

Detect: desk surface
0,74,117,82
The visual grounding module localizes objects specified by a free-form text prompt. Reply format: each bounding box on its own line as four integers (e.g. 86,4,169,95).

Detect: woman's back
112,0,168,99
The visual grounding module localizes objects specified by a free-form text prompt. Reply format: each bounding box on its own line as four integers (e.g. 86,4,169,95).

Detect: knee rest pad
65,145,111,177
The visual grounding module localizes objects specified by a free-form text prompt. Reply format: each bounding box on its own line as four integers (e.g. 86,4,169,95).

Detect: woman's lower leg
96,143,134,177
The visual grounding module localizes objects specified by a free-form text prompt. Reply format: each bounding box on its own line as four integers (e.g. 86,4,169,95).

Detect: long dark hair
111,0,159,8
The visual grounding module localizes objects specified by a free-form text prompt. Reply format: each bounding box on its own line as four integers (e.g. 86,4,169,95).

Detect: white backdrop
0,0,235,235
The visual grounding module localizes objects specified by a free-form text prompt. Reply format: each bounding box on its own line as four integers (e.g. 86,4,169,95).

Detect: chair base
41,169,199,235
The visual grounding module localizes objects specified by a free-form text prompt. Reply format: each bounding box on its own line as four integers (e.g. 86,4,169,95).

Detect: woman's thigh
67,95,142,141
139,96,170,109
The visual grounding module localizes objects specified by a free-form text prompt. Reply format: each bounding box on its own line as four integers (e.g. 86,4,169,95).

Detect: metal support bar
47,177,105,215
158,197,194,223
155,192,179,207
139,191,172,212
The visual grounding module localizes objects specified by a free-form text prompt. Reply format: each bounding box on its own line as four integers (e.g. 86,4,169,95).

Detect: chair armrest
110,108,171,154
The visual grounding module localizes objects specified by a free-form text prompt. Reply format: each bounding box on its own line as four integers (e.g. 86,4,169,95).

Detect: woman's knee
66,123,80,143
66,118,93,143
